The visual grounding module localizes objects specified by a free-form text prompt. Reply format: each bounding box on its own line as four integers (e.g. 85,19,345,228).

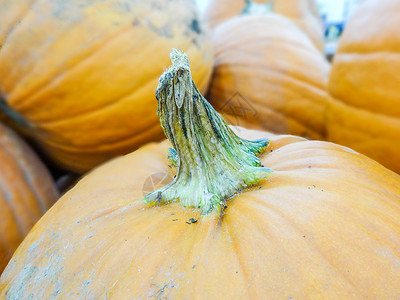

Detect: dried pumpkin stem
143,49,272,214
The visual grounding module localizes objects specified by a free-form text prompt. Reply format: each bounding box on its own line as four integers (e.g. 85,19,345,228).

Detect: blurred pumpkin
0,123,58,273
205,0,324,51
207,14,331,140
0,0,212,173
327,0,400,173
1,50,400,299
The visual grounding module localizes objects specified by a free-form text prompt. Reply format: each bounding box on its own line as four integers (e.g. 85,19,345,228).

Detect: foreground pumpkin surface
2,130,400,298
2,51,400,299
0,0,212,172
0,123,58,273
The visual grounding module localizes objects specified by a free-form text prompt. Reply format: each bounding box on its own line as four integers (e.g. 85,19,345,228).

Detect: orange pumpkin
0,0,212,173
327,0,400,173
1,51,400,298
207,14,331,140
205,0,324,51
0,123,58,273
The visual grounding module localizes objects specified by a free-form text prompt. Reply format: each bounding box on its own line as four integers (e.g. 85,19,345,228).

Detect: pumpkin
1,50,400,298
207,14,331,140
0,0,213,173
205,0,324,51
327,0,400,173
0,123,58,273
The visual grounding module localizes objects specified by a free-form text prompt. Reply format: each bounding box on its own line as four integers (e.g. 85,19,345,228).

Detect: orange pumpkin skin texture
273,0,324,52
0,123,58,273
1,127,400,298
0,0,212,173
327,0,400,173
204,0,324,51
208,14,331,140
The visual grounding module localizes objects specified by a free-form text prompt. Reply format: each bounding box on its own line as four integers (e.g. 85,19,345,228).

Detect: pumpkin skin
327,0,400,173
0,0,212,173
1,127,400,298
0,123,58,273
204,0,324,51
208,14,331,140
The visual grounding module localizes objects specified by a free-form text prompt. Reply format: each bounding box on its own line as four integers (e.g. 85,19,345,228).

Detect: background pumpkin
0,0,213,173
204,0,324,51
327,0,400,173
207,14,331,140
1,50,400,297
0,123,58,273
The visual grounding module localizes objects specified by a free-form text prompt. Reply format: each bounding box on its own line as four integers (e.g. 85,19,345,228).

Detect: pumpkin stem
143,49,272,214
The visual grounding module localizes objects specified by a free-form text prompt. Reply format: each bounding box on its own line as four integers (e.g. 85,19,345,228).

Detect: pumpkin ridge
0,180,27,240
0,129,52,214
230,60,328,93
34,55,211,127
249,195,365,295
211,64,327,137
33,74,159,126
328,99,400,129
9,24,141,111
37,120,162,152
213,15,317,52
222,220,252,298
216,95,322,139
6,2,171,108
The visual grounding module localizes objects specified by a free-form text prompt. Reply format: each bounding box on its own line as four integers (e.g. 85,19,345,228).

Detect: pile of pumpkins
0,0,399,298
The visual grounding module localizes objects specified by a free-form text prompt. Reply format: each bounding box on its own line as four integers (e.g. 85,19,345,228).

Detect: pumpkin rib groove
99,212,186,295
34,120,162,158
230,61,328,94
243,97,322,137
220,216,251,299
6,4,161,109
33,74,159,126
328,101,400,133
211,66,327,137
262,169,400,244
0,182,26,243
30,60,210,151
0,177,38,250
39,117,160,151
0,0,39,55
212,15,316,51
215,97,321,139
9,8,205,113
33,51,210,127
231,195,364,296
334,51,400,57
10,25,142,111
214,34,314,56
0,139,43,218
212,63,327,108
245,194,368,296
0,132,50,214
0,1,213,172
224,205,266,298
329,96,400,122
216,34,317,59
